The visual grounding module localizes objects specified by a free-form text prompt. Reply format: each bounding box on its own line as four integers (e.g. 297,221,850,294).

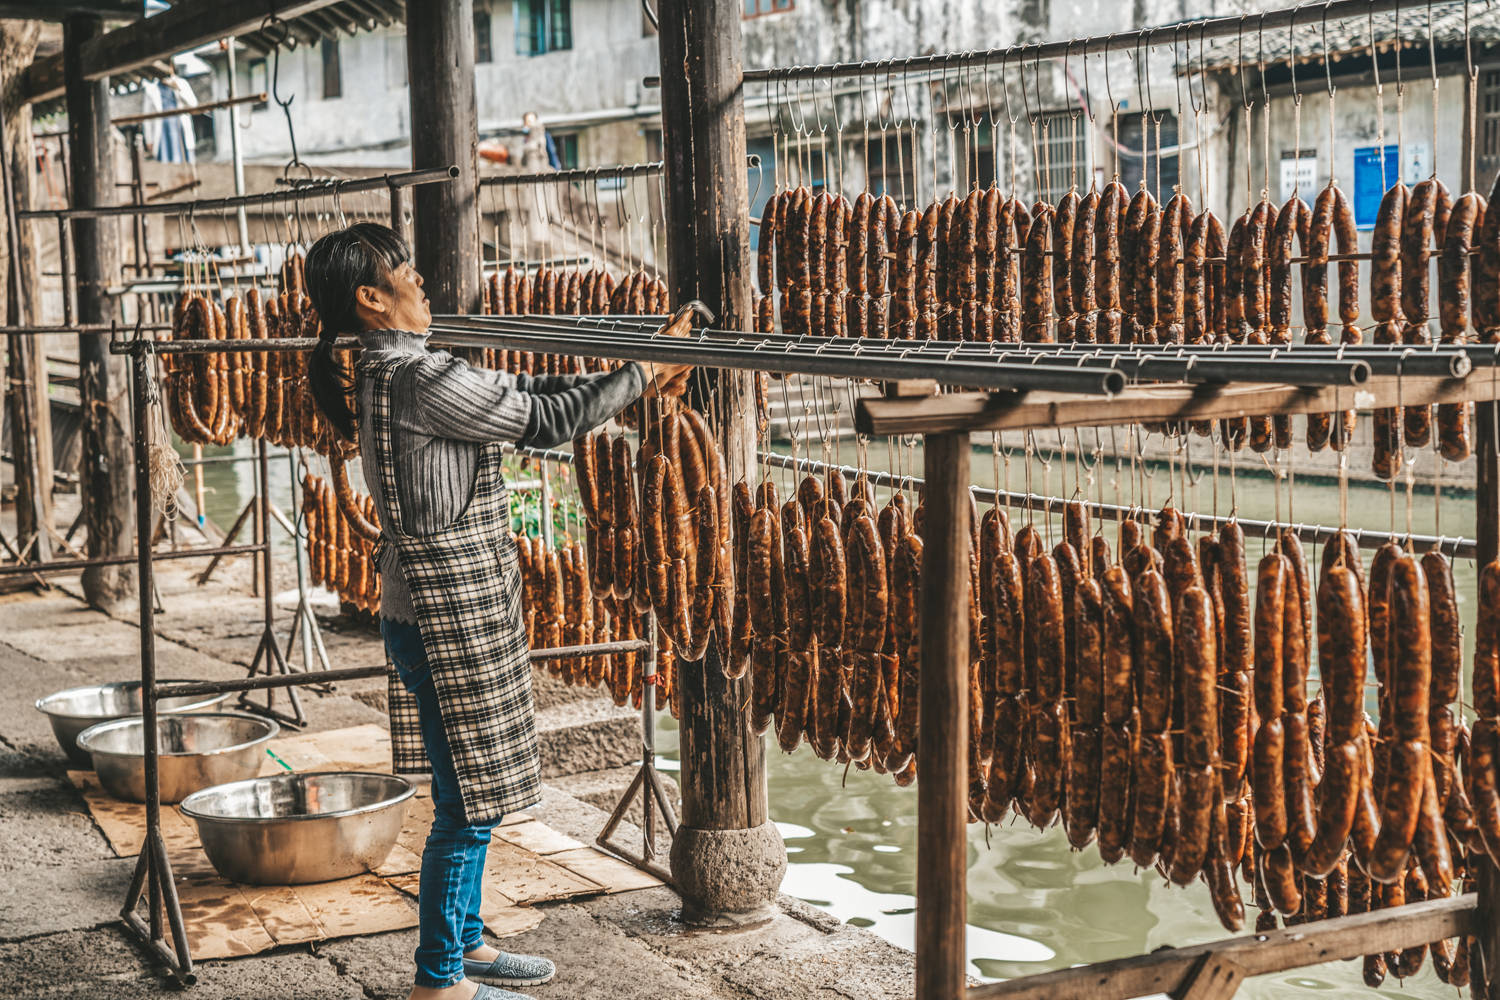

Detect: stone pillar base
669,820,786,925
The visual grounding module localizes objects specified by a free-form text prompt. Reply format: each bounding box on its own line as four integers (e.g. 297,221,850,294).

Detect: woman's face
357,260,431,334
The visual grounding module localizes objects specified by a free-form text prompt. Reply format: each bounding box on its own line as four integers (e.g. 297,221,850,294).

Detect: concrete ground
0,547,917,999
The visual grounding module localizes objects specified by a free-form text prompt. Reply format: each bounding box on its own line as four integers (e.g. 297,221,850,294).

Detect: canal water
196,436,1477,998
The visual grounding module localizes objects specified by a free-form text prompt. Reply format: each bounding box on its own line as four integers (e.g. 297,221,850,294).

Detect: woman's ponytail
303,222,411,443
309,331,356,441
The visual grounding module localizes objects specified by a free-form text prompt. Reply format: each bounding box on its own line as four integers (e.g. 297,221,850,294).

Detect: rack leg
124,352,194,985
916,432,971,1000
1477,399,1500,998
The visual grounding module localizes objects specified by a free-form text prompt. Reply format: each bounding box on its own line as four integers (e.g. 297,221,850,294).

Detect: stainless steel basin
180,771,414,885
76,712,278,803
35,681,232,769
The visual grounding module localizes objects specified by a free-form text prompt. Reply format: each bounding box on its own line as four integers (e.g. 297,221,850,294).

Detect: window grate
1114,111,1180,199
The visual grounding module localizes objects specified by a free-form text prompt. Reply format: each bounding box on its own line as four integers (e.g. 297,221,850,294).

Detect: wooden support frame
851,363,1500,998
967,896,1474,1000
857,373,1500,436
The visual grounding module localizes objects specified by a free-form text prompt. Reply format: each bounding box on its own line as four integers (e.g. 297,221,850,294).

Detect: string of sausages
695,465,1496,970
476,262,667,381
513,530,671,715
301,460,381,615
758,174,1500,473
165,254,353,456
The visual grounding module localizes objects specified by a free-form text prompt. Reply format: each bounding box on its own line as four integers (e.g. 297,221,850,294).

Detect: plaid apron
362,354,541,824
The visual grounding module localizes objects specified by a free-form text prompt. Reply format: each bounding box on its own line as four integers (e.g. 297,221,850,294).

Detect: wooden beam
1170,955,1247,1000
657,0,779,921
916,432,972,1000
968,895,1475,1000
0,1,139,18
856,374,1500,436
66,14,133,612
405,0,479,316
21,0,346,105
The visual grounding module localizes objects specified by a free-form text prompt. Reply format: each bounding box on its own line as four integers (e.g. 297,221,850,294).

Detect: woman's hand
642,361,693,399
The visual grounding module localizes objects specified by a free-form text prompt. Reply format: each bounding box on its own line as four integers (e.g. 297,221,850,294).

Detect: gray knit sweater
354,329,645,624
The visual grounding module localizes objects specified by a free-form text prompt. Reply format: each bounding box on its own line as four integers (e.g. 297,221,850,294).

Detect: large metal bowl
36,682,232,769
180,771,414,885
76,712,279,804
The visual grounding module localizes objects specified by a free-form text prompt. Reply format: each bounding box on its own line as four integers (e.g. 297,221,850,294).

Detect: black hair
304,222,411,441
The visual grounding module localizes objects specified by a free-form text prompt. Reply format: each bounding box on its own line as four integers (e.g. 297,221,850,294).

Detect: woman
306,223,688,1000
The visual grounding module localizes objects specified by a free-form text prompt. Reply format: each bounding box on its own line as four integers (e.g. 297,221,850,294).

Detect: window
1481,68,1500,179
744,0,793,15
320,37,342,100
554,133,579,169
474,9,493,64
866,131,916,202
1114,111,1179,200
1029,110,1090,204
386,34,406,88
516,0,572,56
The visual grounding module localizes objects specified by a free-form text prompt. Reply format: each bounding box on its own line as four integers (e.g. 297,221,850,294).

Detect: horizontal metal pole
480,155,760,188
645,0,1454,86
0,542,264,578
153,640,652,697
427,318,1128,395
111,93,267,128
19,166,459,221
759,452,1478,559
179,450,289,469
5,323,174,336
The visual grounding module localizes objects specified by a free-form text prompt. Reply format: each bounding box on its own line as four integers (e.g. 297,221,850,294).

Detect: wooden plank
916,432,971,1000
1171,954,1247,1000
857,374,1500,436
493,819,586,856
22,0,345,104
547,847,666,893
967,895,1475,1000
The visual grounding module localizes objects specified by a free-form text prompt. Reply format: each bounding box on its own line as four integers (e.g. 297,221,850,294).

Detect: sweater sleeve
516,371,588,394
519,363,647,449
400,353,533,443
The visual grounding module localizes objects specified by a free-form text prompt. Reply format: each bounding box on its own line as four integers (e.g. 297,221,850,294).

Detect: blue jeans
382,618,502,989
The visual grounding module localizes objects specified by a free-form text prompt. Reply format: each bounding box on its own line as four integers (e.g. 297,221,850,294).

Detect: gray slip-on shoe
464,951,556,988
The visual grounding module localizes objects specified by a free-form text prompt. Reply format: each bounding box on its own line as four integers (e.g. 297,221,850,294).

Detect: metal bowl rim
76,712,280,760
34,681,231,721
180,770,416,825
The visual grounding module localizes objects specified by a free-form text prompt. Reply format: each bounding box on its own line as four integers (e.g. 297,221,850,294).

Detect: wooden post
66,14,133,610
657,0,784,921
1477,396,1500,997
2,19,51,561
404,0,479,315
917,432,971,1000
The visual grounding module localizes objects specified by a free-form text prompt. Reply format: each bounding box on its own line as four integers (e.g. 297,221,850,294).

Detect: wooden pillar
917,432,971,1000
1478,391,1500,996
65,15,132,609
2,19,51,561
405,0,479,315
657,0,784,921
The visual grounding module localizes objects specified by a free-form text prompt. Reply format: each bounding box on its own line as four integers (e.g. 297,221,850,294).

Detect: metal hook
1257,13,1271,109
1323,0,1338,97
1003,46,1020,125
1428,0,1441,89
1237,15,1253,110
1288,4,1304,105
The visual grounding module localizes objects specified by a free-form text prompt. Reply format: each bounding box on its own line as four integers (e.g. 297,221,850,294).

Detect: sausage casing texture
1129,730,1173,867
1132,570,1174,734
